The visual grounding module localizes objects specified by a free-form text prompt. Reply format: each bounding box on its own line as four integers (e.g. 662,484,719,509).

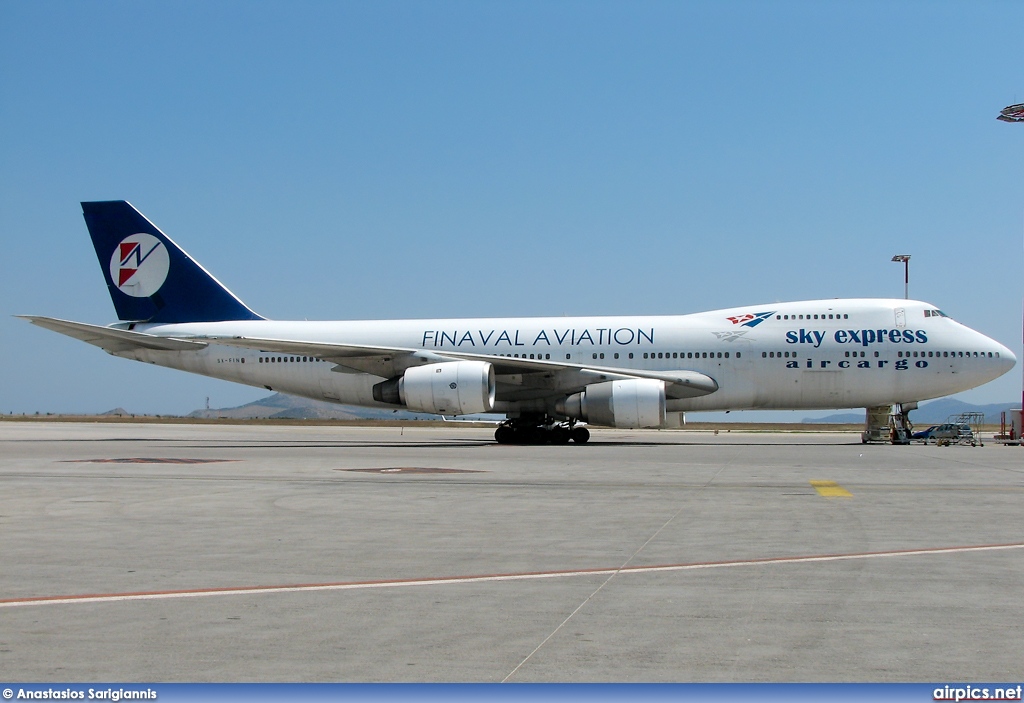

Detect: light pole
891,254,910,300
997,102,1023,426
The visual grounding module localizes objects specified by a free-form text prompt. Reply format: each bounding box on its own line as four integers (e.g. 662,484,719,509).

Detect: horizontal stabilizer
18,316,208,354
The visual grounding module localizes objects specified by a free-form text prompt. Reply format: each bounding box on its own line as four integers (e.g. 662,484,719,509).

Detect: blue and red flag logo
727,312,774,328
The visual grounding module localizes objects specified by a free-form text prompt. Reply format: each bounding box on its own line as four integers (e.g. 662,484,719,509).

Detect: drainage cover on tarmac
64,458,237,464
338,467,484,474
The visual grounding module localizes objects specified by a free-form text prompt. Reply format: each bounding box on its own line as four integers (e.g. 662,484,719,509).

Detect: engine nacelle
556,379,666,429
373,361,496,416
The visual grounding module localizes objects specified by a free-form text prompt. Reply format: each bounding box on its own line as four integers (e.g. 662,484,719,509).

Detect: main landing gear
494,415,590,445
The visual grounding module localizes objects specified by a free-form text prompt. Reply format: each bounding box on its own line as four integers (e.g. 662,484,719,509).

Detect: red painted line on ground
2,542,1022,608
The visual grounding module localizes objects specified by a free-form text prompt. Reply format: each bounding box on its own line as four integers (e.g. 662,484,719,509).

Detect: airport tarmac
1,421,1022,682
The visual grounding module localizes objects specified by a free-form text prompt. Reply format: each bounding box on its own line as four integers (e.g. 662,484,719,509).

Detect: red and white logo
109,233,169,297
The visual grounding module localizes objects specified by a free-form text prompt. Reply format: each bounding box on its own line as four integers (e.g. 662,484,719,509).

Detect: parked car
912,425,939,440
929,423,975,445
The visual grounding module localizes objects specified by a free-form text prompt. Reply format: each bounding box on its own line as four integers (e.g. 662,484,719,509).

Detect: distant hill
189,392,426,420
191,393,1017,424
188,392,499,421
804,399,1018,424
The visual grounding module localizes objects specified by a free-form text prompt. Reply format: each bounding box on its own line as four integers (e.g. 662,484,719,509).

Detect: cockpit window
924,309,950,318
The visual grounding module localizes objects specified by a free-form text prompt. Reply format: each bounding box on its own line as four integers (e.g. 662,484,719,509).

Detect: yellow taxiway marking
810,480,853,498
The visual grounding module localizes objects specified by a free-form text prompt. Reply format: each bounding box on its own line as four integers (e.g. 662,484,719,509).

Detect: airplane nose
999,343,1017,370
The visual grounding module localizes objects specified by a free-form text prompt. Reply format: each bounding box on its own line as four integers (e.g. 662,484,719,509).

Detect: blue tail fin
82,201,263,323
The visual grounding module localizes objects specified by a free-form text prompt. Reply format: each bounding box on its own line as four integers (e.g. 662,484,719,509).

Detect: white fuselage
114,298,1015,414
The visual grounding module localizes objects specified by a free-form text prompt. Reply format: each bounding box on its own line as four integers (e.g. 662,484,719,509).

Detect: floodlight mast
997,103,1024,123
891,254,910,299
997,101,1023,420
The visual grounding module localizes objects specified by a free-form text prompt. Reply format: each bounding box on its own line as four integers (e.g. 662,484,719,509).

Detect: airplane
19,201,1017,444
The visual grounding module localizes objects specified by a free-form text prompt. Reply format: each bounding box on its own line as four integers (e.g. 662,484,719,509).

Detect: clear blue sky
2,0,1021,417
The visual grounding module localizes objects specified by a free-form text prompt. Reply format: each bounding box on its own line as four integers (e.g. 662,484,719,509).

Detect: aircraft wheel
525,427,548,445
571,426,590,444
550,427,571,445
494,426,514,444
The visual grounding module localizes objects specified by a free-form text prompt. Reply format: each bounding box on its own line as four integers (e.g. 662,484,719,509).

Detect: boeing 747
20,201,1016,443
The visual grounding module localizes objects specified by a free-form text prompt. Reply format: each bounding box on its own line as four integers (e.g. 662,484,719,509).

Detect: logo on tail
109,233,169,297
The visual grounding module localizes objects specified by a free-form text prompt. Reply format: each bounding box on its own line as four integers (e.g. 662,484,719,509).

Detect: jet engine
372,360,496,415
556,379,666,428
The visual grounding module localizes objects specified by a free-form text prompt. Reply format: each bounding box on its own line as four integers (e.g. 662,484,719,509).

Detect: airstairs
862,403,915,444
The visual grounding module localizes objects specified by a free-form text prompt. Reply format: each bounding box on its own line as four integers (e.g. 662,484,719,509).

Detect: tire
551,427,571,445
571,426,590,444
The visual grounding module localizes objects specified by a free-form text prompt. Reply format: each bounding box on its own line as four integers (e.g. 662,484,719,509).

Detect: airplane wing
198,335,719,399
18,316,209,354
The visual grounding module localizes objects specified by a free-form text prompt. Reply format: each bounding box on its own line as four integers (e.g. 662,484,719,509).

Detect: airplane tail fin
82,201,263,323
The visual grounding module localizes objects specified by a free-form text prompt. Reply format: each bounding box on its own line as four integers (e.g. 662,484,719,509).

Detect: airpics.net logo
109,233,169,298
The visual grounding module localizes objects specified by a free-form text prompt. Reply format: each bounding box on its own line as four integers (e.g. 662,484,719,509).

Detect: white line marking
2,542,1021,609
